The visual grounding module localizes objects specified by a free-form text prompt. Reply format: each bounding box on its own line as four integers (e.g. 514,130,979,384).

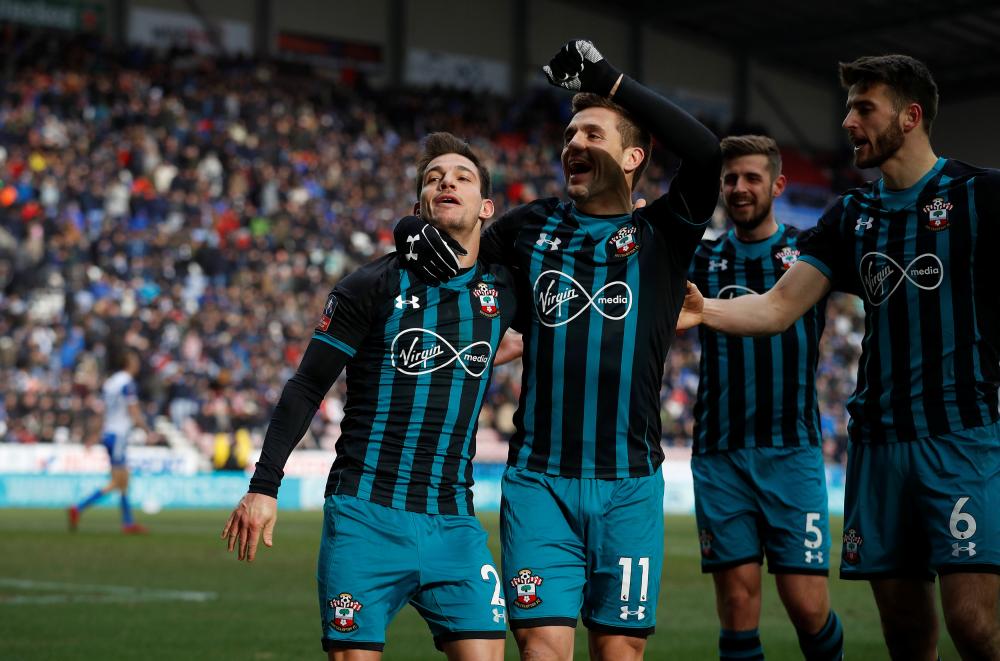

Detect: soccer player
679,55,999,660
222,133,516,660
68,346,151,534
396,41,721,661
688,135,843,660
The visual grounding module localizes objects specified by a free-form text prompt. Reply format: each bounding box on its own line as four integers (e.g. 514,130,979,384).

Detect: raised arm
543,39,721,221
680,260,832,336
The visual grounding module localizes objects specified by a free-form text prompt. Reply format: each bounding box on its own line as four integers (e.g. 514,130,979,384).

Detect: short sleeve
312,262,390,357
797,197,853,293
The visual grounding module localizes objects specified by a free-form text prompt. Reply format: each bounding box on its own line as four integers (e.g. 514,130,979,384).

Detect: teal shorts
841,421,1000,580
317,495,506,653
500,466,664,637
692,446,831,574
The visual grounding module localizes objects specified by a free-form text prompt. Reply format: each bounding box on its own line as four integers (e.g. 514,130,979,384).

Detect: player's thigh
440,637,504,661
318,496,419,653
501,467,585,625
512,625,575,660
840,441,933,580
327,650,381,661
411,514,507,650
754,447,831,575
915,422,1000,574
691,453,762,571
939,571,1000,630
104,432,127,468
582,472,663,635
110,466,130,490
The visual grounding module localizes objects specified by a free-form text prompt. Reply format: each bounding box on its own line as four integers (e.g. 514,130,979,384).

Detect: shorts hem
702,555,763,574
508,616,577,630
583,619,655,637
768,564,829,576
935,563,1000,576
321,639,384,652
433,630,506,651
839,569,936,582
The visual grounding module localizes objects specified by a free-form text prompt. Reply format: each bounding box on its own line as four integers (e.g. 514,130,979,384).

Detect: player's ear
622,146,644,176
771,174,787,199
479,198,495,221
413,202,420,215
902,102,922,134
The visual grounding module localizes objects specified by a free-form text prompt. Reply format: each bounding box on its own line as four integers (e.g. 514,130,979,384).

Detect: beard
854,118,905,169
564,147,631,213
729,197,773,233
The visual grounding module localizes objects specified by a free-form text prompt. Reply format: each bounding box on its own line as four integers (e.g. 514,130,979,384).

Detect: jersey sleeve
636,195,710,270
311,262,388,356
796,197,853,294
122,380,138,403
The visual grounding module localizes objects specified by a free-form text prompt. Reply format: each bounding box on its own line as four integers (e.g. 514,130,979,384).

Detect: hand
542,39,621,96
221,492,277,562
393,215,468,285
676,281,705,332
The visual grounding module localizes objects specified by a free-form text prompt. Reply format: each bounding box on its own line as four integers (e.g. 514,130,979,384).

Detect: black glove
542,39,621,96
393,215,468,285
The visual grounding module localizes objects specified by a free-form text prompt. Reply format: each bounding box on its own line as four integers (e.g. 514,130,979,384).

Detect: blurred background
1,0,999,509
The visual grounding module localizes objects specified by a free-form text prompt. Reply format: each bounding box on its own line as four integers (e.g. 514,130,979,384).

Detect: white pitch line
0,578,217,604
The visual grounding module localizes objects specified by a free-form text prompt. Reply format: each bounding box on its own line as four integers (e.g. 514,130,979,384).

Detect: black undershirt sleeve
612,75,722,222
248,339,350,498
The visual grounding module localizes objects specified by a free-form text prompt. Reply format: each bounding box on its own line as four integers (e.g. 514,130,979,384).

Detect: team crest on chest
608,224,639,257
510,569,544,608
328,593,363,633
774,246,800,270
472,282,501,318
922,197,953,231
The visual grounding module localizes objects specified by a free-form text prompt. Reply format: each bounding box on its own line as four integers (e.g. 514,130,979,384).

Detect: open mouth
568,160,592,176
434,194,460,206
850,136,870,152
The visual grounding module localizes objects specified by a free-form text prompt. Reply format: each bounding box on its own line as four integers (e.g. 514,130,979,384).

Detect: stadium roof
569,0,1000,100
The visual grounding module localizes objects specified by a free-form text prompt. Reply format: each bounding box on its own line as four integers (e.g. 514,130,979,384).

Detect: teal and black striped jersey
481,195,708,478
798,158,1000,444
314,254,518,515
689,225,826,454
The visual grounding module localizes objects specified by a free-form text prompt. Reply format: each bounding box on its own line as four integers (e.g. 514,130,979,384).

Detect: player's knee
719,585,758,620
786,599,829,634
514,630,571,661
943,601,1000,652
591,634,645,661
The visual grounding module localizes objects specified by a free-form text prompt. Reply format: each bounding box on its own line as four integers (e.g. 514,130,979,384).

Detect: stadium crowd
0,29,860,464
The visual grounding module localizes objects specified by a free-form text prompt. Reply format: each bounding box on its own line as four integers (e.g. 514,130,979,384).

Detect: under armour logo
952,542,977,557
708,259,728,272
855,217,873,232
536,233,562,250
394,295,421,309
492,608,506,624
620,606,646,621
405,234,420,261
805,550,824,564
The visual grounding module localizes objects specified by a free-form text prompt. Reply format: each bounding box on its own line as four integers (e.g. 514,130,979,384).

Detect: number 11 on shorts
619,557,650,602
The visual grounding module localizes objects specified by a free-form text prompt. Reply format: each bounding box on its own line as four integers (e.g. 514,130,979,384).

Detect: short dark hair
415,132,491,198
720,135,782,181
571,93,652,183
838,54,939,135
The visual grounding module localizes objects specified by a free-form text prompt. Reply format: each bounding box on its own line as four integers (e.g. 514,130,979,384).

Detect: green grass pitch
0,509,957,660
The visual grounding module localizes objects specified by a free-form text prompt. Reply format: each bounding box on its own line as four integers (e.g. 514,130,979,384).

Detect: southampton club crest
608,224,639,258
923,197,953,231
842,529,863,565
699,528,716,559
510,569,544,609
472,282,500,318
328,592,363,633
774,246,800,270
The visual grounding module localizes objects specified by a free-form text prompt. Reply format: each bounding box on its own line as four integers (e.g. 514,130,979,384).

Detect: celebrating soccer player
688,135,844,660
679,56,1000,660
396,40,721,661
223,133,518,660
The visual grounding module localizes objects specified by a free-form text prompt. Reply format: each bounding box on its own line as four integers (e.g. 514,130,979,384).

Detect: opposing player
679,56,999,660
397,41,721,660
68,346,151,534
688,135,843,660
222,133,516,660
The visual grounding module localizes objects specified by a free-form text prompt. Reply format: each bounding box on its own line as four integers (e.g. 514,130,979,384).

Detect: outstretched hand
542,39,621,96
676,281,705,333
222,492,277,562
